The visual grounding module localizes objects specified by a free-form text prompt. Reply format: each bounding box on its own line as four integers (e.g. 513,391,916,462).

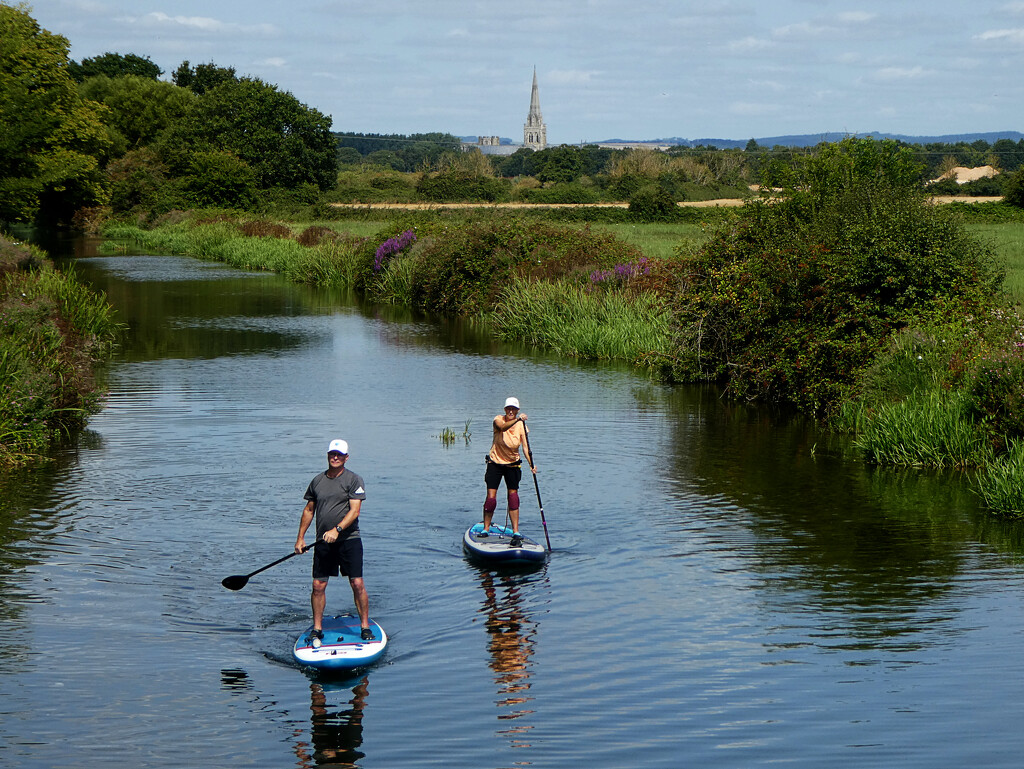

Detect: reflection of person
481,397,535,546
478,570,537,747
295,439,373,643
293,678,369,769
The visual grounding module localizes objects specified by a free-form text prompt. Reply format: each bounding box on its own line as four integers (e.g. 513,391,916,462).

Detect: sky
26,0,1024,145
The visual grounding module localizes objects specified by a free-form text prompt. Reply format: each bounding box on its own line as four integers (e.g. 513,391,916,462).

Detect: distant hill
600,131,1024,149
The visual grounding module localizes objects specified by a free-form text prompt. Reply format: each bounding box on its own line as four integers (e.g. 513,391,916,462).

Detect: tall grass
1,257,122,467
491,279,673,362
974,440,1024,518
104,222,364,288
853,389,993,468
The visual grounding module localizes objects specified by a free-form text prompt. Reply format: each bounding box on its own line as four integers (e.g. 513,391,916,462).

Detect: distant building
523,67,547,150
462,69,548,155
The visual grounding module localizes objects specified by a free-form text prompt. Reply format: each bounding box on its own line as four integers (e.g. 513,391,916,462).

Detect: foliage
1005,168,1024,209
175,151,258,209
628,185,680,221
853,389,992,468
0,3,111,223
521,182,601,204
974,440,1024,519
78,74,195,152
967,343,1024,447
158,77,337,191
415,172,506,202
0,234,121,467
171,61,238,94
490,278,673,362
68,52,161,82
668,137,1004,416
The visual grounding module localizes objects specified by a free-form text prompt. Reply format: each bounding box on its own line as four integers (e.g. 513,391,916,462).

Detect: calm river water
3,242,1024,768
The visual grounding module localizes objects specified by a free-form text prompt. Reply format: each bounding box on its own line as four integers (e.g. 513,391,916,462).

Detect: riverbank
0,234,122,468
101,186,1024,517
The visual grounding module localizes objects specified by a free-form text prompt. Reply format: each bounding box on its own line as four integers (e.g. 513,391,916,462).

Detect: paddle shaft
222,541,314,590
522,426,552,550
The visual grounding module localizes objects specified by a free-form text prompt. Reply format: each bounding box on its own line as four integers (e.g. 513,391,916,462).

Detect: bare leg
349,576,369,629
508,507,520,535
311,578,328,630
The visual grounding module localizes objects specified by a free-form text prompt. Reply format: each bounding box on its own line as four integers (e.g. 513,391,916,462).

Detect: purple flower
374,230,417,272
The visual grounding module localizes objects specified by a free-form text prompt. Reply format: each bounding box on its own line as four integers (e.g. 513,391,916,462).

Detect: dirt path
328,196,1002,211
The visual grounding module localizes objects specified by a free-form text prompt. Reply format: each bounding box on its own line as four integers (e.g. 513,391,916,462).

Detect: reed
491,279,673,363
854,389,993,468
1,258,121,468
974,440,1024,518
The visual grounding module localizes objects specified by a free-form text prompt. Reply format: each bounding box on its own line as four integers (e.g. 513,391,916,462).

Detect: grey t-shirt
304,468,366,539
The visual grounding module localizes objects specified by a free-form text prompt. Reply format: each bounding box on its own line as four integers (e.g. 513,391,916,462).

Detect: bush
1005,168,1024,209
969,352,1024,447
415,172,507,202
628,185,679,221
668,137,1004,416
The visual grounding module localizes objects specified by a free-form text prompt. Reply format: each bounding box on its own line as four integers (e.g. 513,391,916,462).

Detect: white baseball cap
327,439,349,455
504,397,520,409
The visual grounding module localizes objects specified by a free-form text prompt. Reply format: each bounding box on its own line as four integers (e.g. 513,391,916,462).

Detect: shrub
416,172,507,202
628,185,679,221
668,137,1004,416
968,351,1024,447
1005,168,1024,209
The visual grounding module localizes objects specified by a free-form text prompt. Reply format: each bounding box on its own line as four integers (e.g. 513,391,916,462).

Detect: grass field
967,222,1024,300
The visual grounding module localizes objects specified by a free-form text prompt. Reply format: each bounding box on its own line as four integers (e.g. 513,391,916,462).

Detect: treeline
0,3,336,226
4,1,1024,229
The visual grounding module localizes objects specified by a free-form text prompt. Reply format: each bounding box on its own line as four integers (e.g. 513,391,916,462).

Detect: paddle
222,542,314,590
522,426,552,551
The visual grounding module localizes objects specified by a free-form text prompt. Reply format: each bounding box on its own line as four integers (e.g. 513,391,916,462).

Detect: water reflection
476,569,540,753
292,678,369,769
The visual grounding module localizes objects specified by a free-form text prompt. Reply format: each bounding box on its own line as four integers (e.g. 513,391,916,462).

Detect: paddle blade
221,575,249,591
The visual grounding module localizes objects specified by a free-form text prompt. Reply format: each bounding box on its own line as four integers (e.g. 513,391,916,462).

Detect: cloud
837,12,876,24
728,36,774,52
115,11,276,36
258,57,287,68
975,28,1024,43
873,66,932,81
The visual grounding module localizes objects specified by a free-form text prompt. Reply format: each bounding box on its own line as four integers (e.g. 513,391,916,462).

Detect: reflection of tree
292,677,369,769
659,387,991,650
477,570,539,750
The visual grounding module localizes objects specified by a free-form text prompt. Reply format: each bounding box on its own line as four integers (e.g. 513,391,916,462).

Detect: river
2,242,1024,768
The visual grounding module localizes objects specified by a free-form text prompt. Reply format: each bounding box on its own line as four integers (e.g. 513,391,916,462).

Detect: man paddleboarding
481,397,535,547
295,439,374,644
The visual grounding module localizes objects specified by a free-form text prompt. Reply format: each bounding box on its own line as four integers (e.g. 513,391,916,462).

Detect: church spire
523,67,547,150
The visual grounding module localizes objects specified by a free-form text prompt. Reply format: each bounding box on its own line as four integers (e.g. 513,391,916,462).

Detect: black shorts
485,460,522,491
312,537,363,580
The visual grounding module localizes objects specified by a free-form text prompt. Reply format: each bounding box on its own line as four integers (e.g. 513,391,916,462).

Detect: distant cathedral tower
523,68,547,150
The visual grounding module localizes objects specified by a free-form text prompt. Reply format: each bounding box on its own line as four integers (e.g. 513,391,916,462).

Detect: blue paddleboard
463,523,548,566
293,614,387,671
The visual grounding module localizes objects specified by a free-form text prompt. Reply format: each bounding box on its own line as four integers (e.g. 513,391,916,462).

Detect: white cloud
116,11,276,36
837,12,876,24
728,36,774,52
874,66,934,81
976,28,1024,43
259,57,287,68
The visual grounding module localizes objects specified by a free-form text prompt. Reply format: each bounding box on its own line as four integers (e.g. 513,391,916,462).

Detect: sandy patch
931,165,1000,184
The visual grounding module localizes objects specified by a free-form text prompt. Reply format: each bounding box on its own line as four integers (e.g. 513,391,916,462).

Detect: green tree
171,60,238,94
68,52,162,82
79,74,195,152
534,145,585,184
0,3,111,223
159,77,337,190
